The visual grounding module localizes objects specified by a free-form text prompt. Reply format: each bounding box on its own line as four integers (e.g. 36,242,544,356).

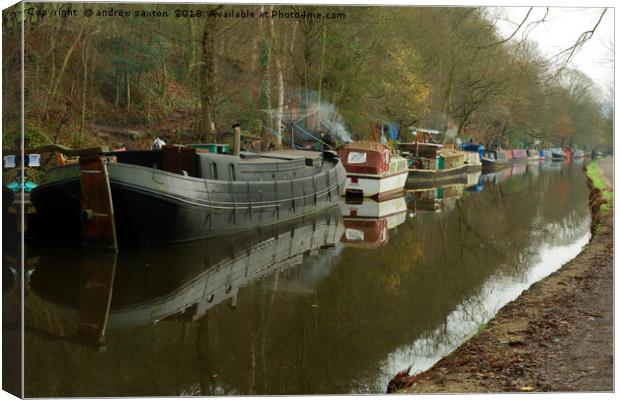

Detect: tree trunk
250,6,264,73
161,63,167,102
89,43,97,112
199,14,217,143
275,65,284,149
50,24,84,102
186,17,197,79
114,75,120,107
442,63,455,131
78,38,89,146
40,5,58,123
270,14,284,149
260,6,273,148
125,68,131,110
316,24,327,131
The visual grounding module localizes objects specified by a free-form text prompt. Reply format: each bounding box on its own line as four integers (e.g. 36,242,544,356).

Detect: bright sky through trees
495,7,613,90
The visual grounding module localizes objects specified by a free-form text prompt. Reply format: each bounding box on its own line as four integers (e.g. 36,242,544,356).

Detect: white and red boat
338,142,408,200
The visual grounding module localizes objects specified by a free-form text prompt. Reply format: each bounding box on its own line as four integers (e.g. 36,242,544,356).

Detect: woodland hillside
2,4,613,153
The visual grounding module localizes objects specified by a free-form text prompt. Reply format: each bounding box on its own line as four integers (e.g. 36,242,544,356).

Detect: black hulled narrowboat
30,144,346,245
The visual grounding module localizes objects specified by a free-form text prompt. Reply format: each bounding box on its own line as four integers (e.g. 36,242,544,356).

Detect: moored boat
30,140,346,245
527,149,540,162
511,149,529,163
338,141,408,200
550,147,566,160
459,143,484,171
481,149,512,170
540,149,552,161
399,142,470,184
571,148,585,160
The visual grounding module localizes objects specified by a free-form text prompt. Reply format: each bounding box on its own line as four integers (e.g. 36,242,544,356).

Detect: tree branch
477,7,533,49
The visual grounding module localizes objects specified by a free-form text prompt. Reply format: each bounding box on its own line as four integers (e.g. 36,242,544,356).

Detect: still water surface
7,162,590,396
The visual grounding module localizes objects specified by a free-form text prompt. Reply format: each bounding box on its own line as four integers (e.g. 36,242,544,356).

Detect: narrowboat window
3,155,15,168
228,164,235,180
210,163,218,179
28,154,41,167
347,151,367,164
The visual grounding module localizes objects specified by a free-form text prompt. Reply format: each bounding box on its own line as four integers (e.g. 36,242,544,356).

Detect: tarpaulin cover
460,143,485,159
386,123,399,141
339,142,390,175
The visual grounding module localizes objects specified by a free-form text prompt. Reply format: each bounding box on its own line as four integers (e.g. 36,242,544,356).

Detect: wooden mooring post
79,155,118,252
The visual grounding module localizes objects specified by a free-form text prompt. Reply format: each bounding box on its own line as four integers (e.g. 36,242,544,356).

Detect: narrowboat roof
342,141,387,153
189,143,229,149
412,127,444,135
398,142,443,149
258,150,323,160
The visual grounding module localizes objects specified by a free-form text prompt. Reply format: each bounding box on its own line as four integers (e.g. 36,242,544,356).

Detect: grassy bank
586,158,613,216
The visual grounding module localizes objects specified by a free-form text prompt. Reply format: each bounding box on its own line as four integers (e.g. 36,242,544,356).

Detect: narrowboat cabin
338,142,408,200
30,136,347,246
398,142,469,183
527,149,540,162
459,143,484,170
481,149,513,170
540,149,552,160
511,149,529,163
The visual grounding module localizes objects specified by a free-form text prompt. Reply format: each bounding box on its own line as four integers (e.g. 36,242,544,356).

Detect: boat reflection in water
406,171,482,213
541,160,569,172
480,161,530,185
28,206,344,348
338,196,408,249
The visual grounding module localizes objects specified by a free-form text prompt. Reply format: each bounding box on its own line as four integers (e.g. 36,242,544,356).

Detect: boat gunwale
41,156,342,186
32,173,343,210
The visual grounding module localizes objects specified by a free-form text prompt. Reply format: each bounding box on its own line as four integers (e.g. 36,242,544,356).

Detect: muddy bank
388,166,613,393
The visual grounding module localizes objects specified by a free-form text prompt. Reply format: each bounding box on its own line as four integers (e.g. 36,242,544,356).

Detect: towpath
388,160,614,393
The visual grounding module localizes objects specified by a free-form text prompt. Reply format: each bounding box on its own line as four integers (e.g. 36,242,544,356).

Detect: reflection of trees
20,167,590,396
191,166,589,394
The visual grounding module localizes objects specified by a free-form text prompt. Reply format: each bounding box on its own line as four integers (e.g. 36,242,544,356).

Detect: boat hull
30,159,346,245
481,157,512,170
343,170,408,200
406,164,471,185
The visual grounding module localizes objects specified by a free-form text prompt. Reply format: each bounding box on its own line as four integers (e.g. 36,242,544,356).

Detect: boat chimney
232,123,241,156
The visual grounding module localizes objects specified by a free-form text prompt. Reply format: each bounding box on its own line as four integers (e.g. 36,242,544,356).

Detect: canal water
5,161,590,396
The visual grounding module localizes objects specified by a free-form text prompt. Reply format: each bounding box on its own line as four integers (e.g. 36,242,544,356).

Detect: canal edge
387,159,614,393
